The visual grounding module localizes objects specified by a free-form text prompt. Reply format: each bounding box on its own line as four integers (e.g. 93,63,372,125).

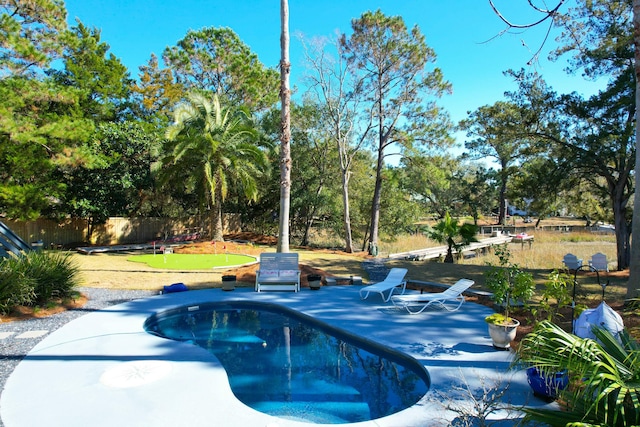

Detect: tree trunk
86,218,94,243
301,201,317,247
277,0,291,253
498,168,508,226
368,83,384,256
612,191,630,271
369,153,383,255
444,246,454,263
301,216,312,246
212,198,224,242
627,0,640,298
341,170,354,253
361,220,370,252
606,155,632,271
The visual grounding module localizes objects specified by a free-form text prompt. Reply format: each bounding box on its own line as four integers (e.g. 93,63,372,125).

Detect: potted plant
484,245,535,349
525,365,569,400
524,269,573,399
516,321,640,425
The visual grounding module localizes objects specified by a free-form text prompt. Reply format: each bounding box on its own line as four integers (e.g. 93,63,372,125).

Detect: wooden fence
3,215,241,248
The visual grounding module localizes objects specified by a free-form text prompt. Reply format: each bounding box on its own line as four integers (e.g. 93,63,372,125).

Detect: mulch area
0,295,88,322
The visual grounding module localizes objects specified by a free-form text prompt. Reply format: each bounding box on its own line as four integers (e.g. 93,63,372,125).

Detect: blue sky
63,0,605,135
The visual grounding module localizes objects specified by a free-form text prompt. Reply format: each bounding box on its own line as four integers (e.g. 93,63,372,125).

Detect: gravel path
0,288,156,427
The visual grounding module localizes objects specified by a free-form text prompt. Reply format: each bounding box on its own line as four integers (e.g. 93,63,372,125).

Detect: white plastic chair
391,279,475,314
562,253,583,271
359,268,408,302
588,252,609,272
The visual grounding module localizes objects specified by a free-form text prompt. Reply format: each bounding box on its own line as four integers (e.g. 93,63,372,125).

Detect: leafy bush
0,262,36,314
531,269,574,322
0,251,80,313
22,251,80,303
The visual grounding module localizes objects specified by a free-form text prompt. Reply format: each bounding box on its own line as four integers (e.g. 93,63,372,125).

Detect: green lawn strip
127,253,256,270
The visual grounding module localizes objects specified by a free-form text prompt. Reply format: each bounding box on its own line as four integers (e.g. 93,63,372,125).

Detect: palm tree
428,212,478,263
517,321,640,426
163,92,268,241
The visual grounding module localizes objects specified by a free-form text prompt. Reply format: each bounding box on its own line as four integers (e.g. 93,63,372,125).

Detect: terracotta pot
487,318,520,349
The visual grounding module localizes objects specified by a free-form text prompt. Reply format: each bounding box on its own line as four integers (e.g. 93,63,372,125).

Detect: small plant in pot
524,269,573,399
484,244,535,350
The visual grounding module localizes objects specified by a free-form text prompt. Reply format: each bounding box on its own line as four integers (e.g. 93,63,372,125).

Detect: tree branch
488,0,566,29
487,0,567,65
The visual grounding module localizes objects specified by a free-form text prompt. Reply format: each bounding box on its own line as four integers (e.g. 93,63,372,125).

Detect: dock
388,235,513,261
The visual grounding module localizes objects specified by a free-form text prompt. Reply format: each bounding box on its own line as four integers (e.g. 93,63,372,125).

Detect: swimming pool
144,301,430,424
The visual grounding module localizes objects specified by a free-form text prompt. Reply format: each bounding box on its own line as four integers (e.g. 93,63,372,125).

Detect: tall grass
0,266,36,314
376,230,617,271
307,228,617,272
465,231,616,270
0,251,81,314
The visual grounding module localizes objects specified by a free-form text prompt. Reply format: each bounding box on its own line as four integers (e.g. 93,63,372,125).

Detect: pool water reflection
144,301,430,424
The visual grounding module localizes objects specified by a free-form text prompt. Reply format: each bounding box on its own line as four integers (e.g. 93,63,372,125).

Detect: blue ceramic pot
526,367,569,399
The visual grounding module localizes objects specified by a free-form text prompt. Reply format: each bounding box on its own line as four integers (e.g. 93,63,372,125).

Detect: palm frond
518,321,640,426
160,90,268,226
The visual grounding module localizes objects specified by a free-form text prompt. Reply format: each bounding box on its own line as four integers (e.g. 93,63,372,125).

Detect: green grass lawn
127,253,257,270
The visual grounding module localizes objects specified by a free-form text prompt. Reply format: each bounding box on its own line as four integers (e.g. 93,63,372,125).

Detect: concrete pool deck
0,286,555,426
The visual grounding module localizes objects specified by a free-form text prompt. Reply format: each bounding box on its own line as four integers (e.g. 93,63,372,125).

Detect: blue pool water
144,301,430,424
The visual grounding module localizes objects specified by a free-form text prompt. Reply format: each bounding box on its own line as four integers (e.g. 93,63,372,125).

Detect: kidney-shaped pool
144,301,430,424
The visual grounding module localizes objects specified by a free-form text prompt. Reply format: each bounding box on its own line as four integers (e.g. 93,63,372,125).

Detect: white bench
255,253,301,292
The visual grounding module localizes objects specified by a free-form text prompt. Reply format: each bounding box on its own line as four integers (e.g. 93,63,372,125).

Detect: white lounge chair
390,279,475,314
562,253,583,271
589,252,609,272
359,268,408,302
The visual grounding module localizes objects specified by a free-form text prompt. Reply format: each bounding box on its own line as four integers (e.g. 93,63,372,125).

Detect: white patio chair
359,268,408,302
588,252,609,272
562,253,583,271
390,279,475,314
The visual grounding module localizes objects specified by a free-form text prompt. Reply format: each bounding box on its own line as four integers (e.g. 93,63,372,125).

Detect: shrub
531,269,573,323
22,251,80,303
0,251,80,312
0,260,37,314
427,213,478,263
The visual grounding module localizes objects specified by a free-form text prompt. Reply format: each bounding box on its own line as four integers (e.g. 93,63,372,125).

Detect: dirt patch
175,235,272,256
